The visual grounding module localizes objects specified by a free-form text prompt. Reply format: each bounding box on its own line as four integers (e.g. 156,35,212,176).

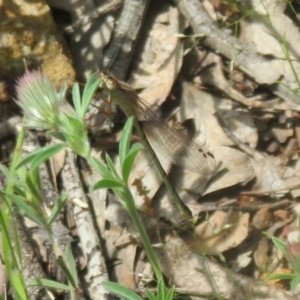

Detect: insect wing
133,96,216,174
100,73,216,175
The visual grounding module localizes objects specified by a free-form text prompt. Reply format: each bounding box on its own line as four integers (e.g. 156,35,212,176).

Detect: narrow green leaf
1,192,44,226
105,153,122,181
102,281,143,300
92,179,124,190
0,210,13,271
291,277,300,290
31,144,66,170
119,116,134,167
87,156,112,179
157,277,165,299
271,236,286,253
145,290,157,300
81,74,101,117
267,273,297,281
15,147,47,169
65,245,78,287
16,144,65,170
13,186,27,199
0,210,29,300
72,82,81,116
46,131,67,142
298,215,300,242
28,164,40,186
57,256,77,288
29,278,73,291
11,271,28,300
25,169,42,206
47,194,68,225
0,164,19,187
128,142,143,155
166,286,175,300
122,143,142,183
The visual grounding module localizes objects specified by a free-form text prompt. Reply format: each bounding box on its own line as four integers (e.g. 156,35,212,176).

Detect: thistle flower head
16,71,67,130
16,71,91,157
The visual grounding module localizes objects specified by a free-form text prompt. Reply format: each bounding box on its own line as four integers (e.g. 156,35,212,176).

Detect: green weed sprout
7,71,171,299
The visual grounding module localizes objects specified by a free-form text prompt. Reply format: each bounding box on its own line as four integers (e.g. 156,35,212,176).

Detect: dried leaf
130,4,184,104
184,211,249,255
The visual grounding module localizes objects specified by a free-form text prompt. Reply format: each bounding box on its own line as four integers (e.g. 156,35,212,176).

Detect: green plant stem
8,125,27,191
122,188,163,281
87,154,163,281
1,124,28,299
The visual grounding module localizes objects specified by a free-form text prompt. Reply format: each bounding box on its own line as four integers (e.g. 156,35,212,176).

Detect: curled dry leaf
112,241,138,290
219,109,258,148
129,4,184,104
183,211,249,255
155,233,296,300
193,52,262,107
253,236,270,271
179,82,255,194
205,146,255,195
50,147,66,178
104,202,138,289
251,154,300,196
240,0,300,88
179,82,230,148
252,207,273,230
